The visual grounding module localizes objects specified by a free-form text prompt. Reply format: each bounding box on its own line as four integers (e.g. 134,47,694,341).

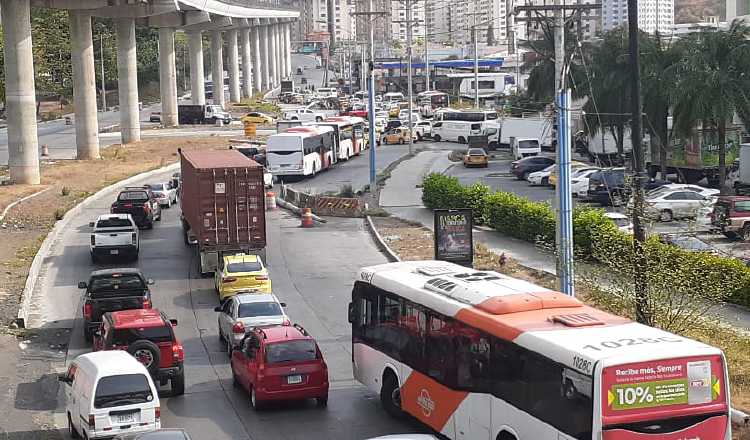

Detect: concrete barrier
315,196,362,217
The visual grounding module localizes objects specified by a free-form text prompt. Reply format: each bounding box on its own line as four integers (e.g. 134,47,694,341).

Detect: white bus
383,92,405,103
349,260,731,440
267,126,335,177
438,109,499,122
319,116,368,161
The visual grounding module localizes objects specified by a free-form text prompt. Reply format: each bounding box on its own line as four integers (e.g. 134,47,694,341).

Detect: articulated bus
266,126,335,177
349,260,730,440
319,116,368,161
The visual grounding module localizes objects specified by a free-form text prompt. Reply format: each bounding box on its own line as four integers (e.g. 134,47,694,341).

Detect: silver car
214,292,289,355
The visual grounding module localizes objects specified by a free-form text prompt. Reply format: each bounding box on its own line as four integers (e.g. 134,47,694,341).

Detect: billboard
434,209,473,267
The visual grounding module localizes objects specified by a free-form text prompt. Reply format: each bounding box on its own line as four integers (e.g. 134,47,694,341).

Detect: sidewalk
378,151,750,330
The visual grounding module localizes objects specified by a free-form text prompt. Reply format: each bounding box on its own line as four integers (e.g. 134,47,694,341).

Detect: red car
231,324,329,410
93,309,186,395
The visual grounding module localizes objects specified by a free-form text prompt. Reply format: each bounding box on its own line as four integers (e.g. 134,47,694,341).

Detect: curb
17,162,181,328
364,211,400,263
0,187,53,223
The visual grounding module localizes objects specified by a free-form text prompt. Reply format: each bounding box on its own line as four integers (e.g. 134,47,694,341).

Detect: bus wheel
497,431,517,440
380,372,405,419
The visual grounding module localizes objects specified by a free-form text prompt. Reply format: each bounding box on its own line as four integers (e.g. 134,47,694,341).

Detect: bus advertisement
348,260,730,440
266,126,335,177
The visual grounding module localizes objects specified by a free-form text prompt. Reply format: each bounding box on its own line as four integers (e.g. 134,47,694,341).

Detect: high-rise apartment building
727,0,750,20
390,0,426,43
355,0,393,53
425,0,508,47
601,0,673,33
309,0,357,41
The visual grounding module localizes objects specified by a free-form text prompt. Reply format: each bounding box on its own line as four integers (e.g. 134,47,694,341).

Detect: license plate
110,249,119,255
114,413,135,424
287,374,302,384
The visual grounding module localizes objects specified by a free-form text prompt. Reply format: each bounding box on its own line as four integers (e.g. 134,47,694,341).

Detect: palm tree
671,19,750,192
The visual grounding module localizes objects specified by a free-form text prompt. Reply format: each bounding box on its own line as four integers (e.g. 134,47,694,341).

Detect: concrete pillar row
70,10,100,160
116,17,140,144
158,28,179,127
240,28,253,98
268,23,277,88
2,0,40,184
251,26,262,93
227,29,241,103
275,23,283,82
187,30,206,105
259,25,270,90
210,30,226,109
285,22,292,77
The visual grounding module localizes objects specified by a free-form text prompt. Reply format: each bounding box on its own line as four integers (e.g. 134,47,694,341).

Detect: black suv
586,168,669,206
111,187,161,228
510,156,555,180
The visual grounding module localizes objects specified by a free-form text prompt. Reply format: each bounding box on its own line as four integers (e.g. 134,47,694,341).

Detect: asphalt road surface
33,166,427,439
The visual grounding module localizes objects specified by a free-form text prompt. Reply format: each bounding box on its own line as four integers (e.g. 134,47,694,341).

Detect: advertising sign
601,356,726,426
434,209,473,267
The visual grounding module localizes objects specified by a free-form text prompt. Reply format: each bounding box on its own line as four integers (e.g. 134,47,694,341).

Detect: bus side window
491,338,524,405
400,303,426,371
425,314,456,388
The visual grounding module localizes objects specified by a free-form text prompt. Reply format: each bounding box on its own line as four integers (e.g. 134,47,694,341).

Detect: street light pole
406,0,414,155
424,20,430,92
473,24,479,108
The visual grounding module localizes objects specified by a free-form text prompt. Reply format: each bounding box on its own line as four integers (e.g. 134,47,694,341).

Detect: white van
382,92,405,103
60,351,160,439
430,121,484,143
510,136,541,159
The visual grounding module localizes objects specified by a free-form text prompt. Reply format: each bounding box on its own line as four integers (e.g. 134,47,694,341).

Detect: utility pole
406,0,414,155
627,0,649,324
473,25,479,108
327,0,336,54
424,18,430,92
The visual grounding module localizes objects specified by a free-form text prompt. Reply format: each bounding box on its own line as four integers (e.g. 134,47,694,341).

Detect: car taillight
88,414,95,428
90,235,95,246
172,343,184,362
143,297,151,309
131,233,137,244
222,277,237,283
143,202,151,213
83,303,92,319
155,406,161,419
282,319,291,326
232,322,245,334
254,275,268,281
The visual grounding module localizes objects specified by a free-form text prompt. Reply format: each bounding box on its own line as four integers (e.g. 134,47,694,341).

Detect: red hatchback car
231,324,329,410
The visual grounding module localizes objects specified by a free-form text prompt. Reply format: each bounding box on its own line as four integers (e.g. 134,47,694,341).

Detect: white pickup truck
89,213,140,263
282,107,326,122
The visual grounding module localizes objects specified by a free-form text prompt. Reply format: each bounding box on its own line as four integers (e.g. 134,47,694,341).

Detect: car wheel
380,372,405,419
226,337,233,357
399,138,404,145
542,177,549,186
315,117,323,122
433,135,441,142
522,171,530,181
417,133,423,141
250,387,265,410
127,340,161,374
68,413,80,439
741,225,750,241
458,136,467,144
659,209,673,222
171,371,185,396
317,396,328,408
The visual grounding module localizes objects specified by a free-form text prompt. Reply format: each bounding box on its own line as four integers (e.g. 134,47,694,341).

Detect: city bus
266,126,335,177
319,116,368,161
437,109,498,122
348,260,730,440
417,91,450,117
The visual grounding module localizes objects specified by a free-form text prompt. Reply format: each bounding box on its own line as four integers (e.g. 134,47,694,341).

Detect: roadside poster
434,209,473,267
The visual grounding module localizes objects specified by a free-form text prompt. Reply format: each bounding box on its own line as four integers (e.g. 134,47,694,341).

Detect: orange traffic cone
301,208,314,228
265,191,277,210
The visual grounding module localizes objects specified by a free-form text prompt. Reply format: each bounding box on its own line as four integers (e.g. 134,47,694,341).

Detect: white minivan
60,351,160,439
430,121,484,143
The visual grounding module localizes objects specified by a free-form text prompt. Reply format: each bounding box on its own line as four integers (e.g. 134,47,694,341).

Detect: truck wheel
433,135,441,142
171,371,185,396
315,117,323,122
458,136,467,144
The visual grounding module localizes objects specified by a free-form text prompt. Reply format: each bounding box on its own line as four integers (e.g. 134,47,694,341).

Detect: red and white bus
266,126,335,177
349,260,730,440
319,116,368,162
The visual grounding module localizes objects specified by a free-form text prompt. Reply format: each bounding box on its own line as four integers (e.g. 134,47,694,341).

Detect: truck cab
205,105,232,124
511,136,541,159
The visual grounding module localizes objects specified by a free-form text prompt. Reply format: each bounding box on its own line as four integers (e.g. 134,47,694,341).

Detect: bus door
453,331,492,440
353,124,365,153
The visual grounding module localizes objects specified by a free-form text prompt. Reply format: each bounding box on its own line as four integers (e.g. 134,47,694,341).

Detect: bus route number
573,356,592,374
583,336,682,351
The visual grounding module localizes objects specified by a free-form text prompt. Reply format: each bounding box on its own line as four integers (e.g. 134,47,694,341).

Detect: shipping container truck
179,149,267,276
178,104,232,125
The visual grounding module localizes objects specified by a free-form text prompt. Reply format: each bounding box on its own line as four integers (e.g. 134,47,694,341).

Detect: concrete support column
2,0,39,184
116,18,140,144
158,28,178,127
240,28,253,98
187,30,205,105
259,25,270,90
269,23,278,86
285,22,292,77
275,24,283,82
69,10,100,160
227,29,241,103
251,26,262,93
210,30,225,108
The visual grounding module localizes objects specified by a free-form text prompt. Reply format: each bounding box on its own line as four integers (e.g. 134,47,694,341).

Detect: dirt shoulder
371,215,750,439
0,136,228,327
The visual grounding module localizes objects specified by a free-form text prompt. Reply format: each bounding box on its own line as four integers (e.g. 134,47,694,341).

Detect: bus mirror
347,302,355,324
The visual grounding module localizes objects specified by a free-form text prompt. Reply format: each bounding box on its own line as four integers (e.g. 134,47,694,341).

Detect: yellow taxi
241,112,275,124
463,148,489,168
382,126,418,145
214,253,272,300
388,105,401,118
549,161,591,186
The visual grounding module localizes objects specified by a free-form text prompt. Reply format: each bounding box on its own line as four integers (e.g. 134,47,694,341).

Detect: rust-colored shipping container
179,149,266,275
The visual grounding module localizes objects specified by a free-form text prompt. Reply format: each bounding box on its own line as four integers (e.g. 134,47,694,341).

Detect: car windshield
226,261,262,273
118,191,149,202
96,218,133,228
89,274,145,294
238,302,283,318
265,339,317,364
94,374,153,409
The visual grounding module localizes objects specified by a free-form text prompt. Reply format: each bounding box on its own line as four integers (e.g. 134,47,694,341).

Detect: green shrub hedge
421,172,750,308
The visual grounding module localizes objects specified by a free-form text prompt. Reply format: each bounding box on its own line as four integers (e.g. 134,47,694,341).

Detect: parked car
711,195,750,240
79,268,154,342
89,214,139,263
60,351,161,439
604,212,633,234
93,309,185,395
659,234,717,254
571,168,600,197
527,164,555,186
144,182,177,207
412,120,432,140
641,188,713,222
382,127,417,145
242,112,275,124
585,168,627,206
215,292,290,355
231,324,329,410
113,429,192,440
647,183,720,199
510,156,555,180
214,253,272,301
149,112,162,123
548,161,594,187
463,148,489,168
110,187,161,229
